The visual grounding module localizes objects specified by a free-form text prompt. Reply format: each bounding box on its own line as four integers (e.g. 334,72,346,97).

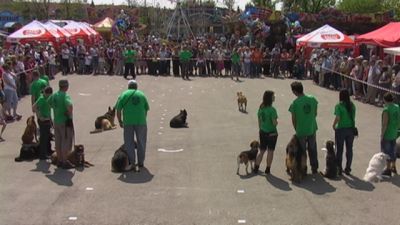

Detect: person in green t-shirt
289,81,319,174
231,48,241,81
179,46,192,80
332,89,356,175
30,71,48,106
381,93,400,177
47,80,74,169
33,86,53,159
116,80,149,172
123,45,136,80
254,90,278,174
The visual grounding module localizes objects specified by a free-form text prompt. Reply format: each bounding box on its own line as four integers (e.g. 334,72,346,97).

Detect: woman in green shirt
332,89,356,176
254,90,278,174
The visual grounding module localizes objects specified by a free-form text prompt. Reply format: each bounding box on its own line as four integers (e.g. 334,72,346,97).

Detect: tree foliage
280,0,336,13
251,0,276,9
338,0,382,14
381,0,400,20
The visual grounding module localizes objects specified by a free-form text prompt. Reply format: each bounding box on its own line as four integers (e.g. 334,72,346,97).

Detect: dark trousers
172,60,180,76
124,63,135,79
61,59,69,75
206,60,212,76
298,134,318,171
39,120,52,157
181,61,189,79
335,128,354,171
107,59,114,75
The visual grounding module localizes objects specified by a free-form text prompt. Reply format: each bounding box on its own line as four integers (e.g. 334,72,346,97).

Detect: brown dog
286,135,307,183
90,107,116,134
237,92,247,112
51,145,94,168
21,116,38,145
237,140,260,175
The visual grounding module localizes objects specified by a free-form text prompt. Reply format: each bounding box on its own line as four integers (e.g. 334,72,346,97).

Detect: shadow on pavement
293,174,336,195
118,167,154,184
265,174,292,191
391,175,400,187
343,174,375,191
238,173,257,179
30,160,51,174
45,168,75,186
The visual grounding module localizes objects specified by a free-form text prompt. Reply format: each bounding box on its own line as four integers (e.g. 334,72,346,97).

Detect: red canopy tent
62,21,93,44
356,22,400,47
6,20,61,45
296,24,354,49
44,21,76,44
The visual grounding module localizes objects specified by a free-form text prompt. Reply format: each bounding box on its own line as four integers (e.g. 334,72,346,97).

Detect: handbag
349,108,358,137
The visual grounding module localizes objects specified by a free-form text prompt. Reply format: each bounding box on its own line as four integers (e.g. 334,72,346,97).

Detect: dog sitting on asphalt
51,145,94,168
21,116,38,145
286,135,307,183
236,140,259,175
111,145,129,172
320,140,338,179
90,107,117,134
170,109,188,128
363,152,389,183
237,92,247,112
15,144,39,162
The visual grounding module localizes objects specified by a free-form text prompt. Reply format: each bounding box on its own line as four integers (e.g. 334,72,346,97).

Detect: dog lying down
363,152,389,183
170,109,188,128
111,142,137,172
90,107,117,134
51,145,94,168
236,140,259,175
320,140,338,179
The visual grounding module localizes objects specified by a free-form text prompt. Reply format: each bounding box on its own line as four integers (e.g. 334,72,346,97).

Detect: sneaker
265,167,270,174
14,115,22,121
344,168,351,176
382,169,392,178
138,163,144,168
61,161,75,169
253,165,259,174
125,164,136,171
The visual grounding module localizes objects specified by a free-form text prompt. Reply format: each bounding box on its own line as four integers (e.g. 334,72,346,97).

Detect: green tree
382,0,400,20
338,0,382,14
281,0,336,13
251,0,276,9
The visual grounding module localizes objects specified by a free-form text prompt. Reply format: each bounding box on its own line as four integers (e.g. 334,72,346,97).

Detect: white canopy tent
384,47,400,56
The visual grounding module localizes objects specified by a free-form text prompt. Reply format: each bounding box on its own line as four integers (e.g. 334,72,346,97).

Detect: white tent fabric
296,24,354,48
6,20,60,43
44,21,72,39
384,47,400,55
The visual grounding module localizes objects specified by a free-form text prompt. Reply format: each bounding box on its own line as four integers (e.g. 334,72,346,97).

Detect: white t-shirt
2,71,16,91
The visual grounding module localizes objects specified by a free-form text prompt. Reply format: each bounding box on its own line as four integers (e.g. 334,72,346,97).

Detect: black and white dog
320,140,338,179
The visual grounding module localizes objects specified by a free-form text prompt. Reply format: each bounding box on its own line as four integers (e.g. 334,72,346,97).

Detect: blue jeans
244,62,250,77
381,139,396,162
123,125,147,165
297,134,318,171
335,128,355,170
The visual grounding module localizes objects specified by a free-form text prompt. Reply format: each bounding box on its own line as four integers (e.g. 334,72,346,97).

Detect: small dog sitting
363,152,389,183
111,145,129,172
286,135,307,183
21,116,38,144
170,109,188,128
237,92,247,112
15,144,39,162
51,145,94,168
236,140,259,175
320,140,338,179
90,107,117,134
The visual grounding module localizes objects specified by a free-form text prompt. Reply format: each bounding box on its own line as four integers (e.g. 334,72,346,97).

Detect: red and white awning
296,24,354,49
6,20,61,44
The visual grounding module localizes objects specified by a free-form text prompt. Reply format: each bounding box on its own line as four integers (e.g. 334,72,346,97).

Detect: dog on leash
21,116,38,144
237,92,247,112
111,145,129,172
236,140,259,175
363,152,389,182
51,145,94,168
90,107,116,134
286,135,307,183
320,140,338,179
170,109,188,128
14,144,39,162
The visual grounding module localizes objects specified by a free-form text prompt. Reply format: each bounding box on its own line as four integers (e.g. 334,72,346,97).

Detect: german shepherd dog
236,140,260,175
21,116,38,144
111,145,129,172
170,109,188,128
320,140,338,179
51,145,94,168
90,107,116,134
237,92,247,112
286,135,307,183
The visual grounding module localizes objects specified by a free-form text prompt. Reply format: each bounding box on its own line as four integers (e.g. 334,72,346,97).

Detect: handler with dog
116,80,149,172
289,81,319,174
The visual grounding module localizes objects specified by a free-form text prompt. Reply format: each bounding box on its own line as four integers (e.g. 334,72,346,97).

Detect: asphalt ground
0,74,399,225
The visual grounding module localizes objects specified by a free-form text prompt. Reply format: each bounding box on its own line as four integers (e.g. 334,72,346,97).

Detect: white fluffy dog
363,152,389,183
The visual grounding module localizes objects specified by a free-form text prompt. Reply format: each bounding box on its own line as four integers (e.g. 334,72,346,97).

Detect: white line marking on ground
159,127,163,129
238,219,246,223
237,190,245,193
157,148,184,153
158,132,163,135
68,216,78,221
78,93,92,96
85,187,94,191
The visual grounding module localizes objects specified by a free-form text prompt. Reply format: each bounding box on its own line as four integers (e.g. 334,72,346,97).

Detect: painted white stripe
78,93,92,96
157,148,184,153
68,216,78,221
237,190,245,193
238,219,246,223
85,187,94,191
